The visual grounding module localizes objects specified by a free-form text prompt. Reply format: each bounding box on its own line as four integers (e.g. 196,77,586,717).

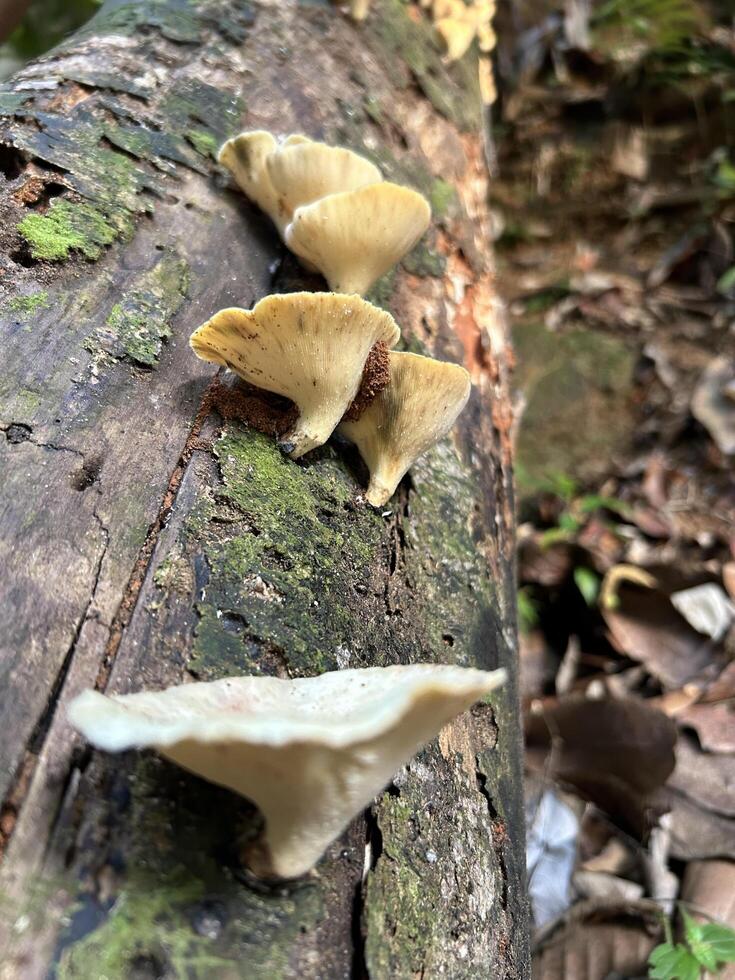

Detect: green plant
592,0,706,55
518,586,539,633
649,906,735,980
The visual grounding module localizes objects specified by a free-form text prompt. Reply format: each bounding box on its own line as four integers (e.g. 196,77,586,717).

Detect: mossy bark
0,1,529,977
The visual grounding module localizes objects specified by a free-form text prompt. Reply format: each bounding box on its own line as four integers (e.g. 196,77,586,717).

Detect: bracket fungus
285,183,431,295
190,292,400,457
218,131,382,240
340,350,472,506
67,664,506,879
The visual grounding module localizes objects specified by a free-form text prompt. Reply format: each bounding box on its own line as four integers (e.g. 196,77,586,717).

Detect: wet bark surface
0,1,529,976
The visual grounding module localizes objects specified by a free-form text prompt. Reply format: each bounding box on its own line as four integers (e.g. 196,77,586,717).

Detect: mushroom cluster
68,665,506,878
192,131,472,507
218,132,430,295
67,131,496,882
420,0,497,104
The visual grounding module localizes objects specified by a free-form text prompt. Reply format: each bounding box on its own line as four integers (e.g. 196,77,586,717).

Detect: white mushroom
285,183,431,295
340,350,471,506
189,292,400,458
68,664,506,879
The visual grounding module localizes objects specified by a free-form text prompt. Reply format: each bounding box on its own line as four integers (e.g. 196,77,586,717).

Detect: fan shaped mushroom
340,350,471,506
218,130,283,230
266,141,382,219
190,292,400,458
67,664,506,879
285,183,431,295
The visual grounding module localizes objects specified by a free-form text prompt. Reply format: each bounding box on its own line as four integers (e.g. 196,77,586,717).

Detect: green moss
1,291,50,320
86,252,189,366
514,321,636,489
367,0,481,131
428,178,459,219
17,201,116,261
365,267,397,311
402,238,446,277
186,128,219,158
57,755,322,979
186,429,384,678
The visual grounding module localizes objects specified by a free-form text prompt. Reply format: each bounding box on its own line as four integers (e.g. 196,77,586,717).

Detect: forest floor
495,3,735,977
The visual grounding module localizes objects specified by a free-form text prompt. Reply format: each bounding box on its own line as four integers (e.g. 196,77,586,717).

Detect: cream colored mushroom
435,15,477,61
217,131,282,229
67,664,506,879
285,183,431,295
266,141,382,221
190,292,400,458
340,350,471,507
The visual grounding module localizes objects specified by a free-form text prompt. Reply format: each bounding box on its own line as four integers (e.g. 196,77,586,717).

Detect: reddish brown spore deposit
344,341,390,421
211,377,299,437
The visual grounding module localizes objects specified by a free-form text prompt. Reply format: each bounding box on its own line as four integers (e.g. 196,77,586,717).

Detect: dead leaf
668,735,735,816
526,786,580,928
681,860,735,930
526,696,677,837
724,563,735,601
670,583,735,642
701,662,735,703
573,869,643,902
533,900,662,980
692,356,735,456
520,630,559,701
668,791,735,860
676,701,735,753
580,835,634,876
602,582,715,689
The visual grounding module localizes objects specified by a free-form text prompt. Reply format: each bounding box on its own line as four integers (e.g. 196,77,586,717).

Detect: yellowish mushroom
340,350,471,506
217,130,283,230
266,141,382,220
67,664,506,879
435,15,477,61
285,183,431,295
190,292,400,458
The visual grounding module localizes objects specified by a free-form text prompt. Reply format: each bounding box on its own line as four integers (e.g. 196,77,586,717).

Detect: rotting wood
0,0,529,976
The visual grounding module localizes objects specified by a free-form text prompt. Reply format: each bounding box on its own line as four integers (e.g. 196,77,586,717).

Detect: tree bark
0,1,529,976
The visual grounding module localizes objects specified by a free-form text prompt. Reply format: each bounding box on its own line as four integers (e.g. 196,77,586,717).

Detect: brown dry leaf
520,539,576,586
724,563,735,601
677,701,735,753
520,630,559,701
573,870,643,902
681,860,735,934
649,687,701,717
580,836,634,876
668,735,735,816
702,661,735,703
602,582,715,689
668,791,735,861
526,696,677,837
533,900,662,980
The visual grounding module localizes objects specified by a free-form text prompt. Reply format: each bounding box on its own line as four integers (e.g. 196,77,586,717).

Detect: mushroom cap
285,183,431,295
67,664,506,879
190,292,400,458
266,141,382,219
340,350,471,507
218,131,282,228
436,15,477,61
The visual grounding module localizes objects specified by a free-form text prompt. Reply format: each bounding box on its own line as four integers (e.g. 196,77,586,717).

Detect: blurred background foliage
0,0,101,79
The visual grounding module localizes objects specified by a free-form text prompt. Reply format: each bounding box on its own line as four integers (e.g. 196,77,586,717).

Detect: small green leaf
578,494,631,516
716,265,735,295
558,511,581,533
648,942,701,980
574,567,600,606
697,923,735,965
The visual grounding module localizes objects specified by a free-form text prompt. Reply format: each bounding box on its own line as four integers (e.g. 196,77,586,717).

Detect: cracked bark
0,1,529,977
